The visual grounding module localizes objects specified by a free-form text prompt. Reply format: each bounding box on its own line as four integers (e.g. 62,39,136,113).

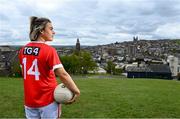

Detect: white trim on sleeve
53,64,63,71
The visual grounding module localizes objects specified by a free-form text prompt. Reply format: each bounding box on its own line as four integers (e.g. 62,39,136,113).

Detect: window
178,67,180,73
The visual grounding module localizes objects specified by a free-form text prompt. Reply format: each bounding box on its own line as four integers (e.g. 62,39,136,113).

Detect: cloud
154,23,180,39
1,0,180,45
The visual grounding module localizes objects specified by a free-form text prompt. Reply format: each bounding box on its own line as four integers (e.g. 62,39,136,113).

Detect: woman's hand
64,94,79,105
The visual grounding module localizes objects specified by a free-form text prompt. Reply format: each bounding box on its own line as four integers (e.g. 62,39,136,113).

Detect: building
133,36,138,42
127,45,137,58
76,38,80,52
88,67,107,74
126,64,172,79
167,55,180,77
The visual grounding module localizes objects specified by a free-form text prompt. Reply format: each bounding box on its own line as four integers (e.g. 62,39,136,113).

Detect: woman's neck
37,36,46,42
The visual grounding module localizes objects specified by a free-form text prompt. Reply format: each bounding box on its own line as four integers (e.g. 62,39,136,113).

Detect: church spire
76,38,80,51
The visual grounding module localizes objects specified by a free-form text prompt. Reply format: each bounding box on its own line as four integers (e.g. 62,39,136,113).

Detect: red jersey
19,42,63,108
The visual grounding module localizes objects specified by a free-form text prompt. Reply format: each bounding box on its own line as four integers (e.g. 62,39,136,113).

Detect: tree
60,55,81,74
106,61,116,74
80,51,97,74
60,51,97,74
114,68,123,75
69,54,81,74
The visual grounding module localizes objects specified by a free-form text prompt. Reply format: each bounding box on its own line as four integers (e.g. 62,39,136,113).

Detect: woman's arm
54,67,80,104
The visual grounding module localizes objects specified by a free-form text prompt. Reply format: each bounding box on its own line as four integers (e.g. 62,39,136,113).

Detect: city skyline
1,0,180,46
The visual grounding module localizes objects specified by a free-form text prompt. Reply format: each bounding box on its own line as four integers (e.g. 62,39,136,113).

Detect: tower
76,38,80,52
133,36,138,42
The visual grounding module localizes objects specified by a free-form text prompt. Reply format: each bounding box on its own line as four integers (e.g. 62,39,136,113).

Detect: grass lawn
0,76,180,118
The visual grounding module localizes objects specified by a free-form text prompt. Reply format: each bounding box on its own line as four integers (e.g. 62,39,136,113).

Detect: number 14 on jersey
22,57,40,80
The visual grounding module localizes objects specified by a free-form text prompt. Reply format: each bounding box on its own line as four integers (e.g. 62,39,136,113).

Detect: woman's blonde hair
29,16,51,41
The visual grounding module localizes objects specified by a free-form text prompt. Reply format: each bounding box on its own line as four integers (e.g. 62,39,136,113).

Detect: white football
54,83,73,104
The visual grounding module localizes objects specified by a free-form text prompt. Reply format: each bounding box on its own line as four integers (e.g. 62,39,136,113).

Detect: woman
18,16,80,118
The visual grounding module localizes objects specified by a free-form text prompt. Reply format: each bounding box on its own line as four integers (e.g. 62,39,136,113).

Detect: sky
1,0,180,46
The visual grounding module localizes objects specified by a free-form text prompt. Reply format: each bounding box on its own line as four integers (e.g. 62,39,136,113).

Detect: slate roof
126,64,171,73
149,64,171,73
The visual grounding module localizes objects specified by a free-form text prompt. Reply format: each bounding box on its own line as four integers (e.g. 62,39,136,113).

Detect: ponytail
30,16,38,32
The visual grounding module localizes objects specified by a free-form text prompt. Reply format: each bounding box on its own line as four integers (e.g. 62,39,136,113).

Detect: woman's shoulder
43,43,56,50
25,41,57,52
41,43,57,53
